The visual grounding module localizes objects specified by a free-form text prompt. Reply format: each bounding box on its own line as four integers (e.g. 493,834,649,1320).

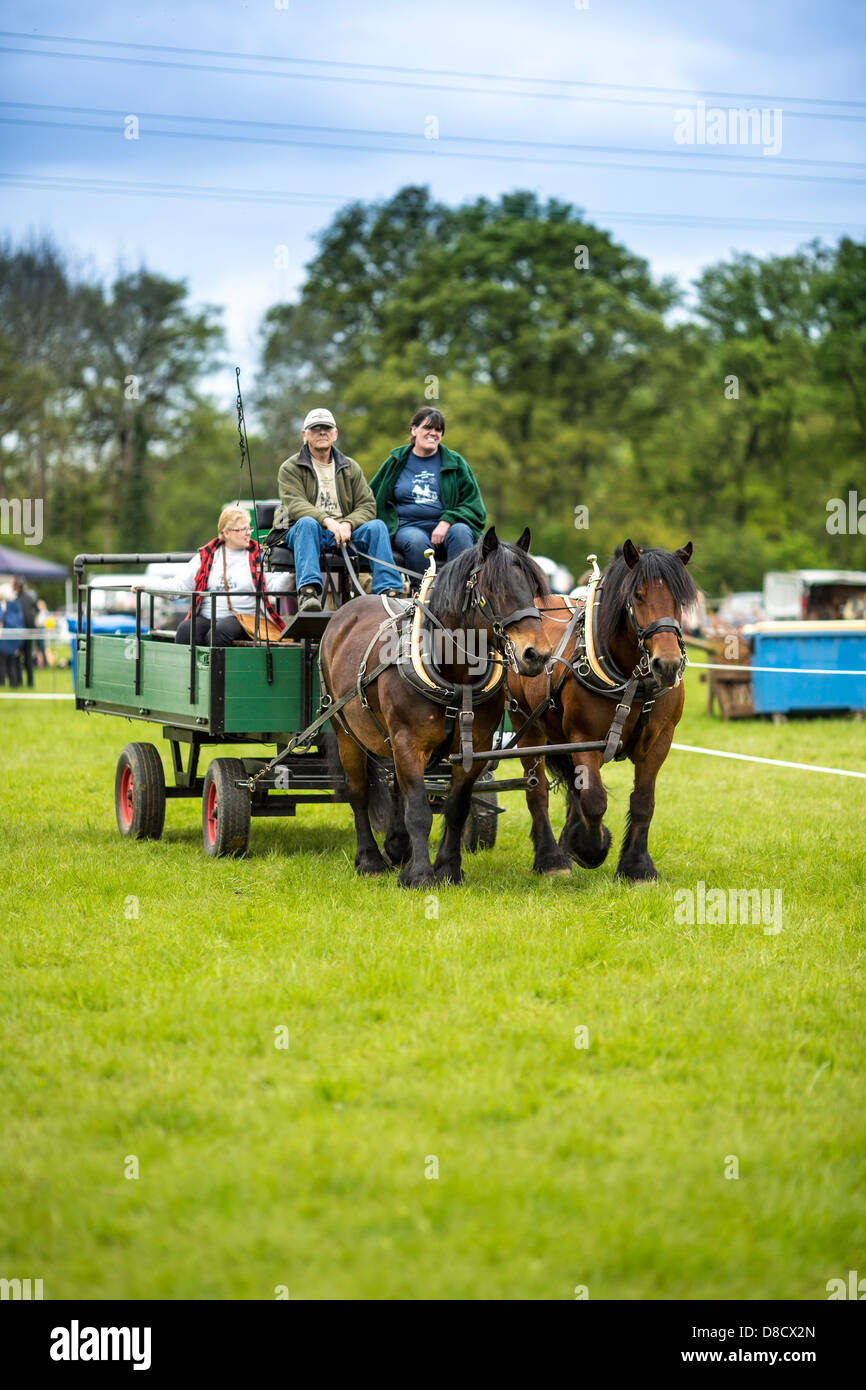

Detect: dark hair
596,544,698,649
430,534,549,626
410,408,445,437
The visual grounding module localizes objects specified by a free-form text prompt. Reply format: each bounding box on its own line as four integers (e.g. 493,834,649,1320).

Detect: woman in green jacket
369,409,486,584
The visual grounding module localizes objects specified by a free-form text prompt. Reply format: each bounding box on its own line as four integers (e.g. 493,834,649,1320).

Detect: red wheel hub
205,781,218,845
119,765,134,828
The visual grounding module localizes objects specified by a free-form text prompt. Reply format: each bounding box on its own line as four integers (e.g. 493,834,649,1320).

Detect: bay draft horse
508,539,697,881
320,528,552,888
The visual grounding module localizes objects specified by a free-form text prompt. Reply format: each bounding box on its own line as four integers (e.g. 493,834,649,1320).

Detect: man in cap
274,408,400,612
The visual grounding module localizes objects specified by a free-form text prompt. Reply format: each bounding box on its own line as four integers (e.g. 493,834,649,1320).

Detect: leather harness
314,554,540,774
510,559,687,765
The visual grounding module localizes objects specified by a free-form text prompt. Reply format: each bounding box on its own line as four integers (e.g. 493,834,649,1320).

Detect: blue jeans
285,516,397,594
393,521,474,580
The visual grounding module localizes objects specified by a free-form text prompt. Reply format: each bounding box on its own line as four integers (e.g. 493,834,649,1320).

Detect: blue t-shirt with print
393,450,442,528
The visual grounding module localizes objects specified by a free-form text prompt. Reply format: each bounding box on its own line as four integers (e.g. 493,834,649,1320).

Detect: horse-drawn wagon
72,373,693,884
72,549,502,858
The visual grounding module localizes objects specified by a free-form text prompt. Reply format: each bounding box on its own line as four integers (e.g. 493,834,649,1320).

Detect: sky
0,0,864,408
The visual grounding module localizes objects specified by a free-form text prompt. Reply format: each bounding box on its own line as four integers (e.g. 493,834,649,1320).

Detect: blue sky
1,0,864,400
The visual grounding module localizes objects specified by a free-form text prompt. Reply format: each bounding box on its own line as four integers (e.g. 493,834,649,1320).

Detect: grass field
1,660,864,1300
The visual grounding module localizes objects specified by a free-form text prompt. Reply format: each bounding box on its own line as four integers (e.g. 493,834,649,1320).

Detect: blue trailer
747,621,866,716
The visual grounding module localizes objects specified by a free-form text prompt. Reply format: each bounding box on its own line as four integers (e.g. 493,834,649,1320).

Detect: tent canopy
0,544,69,579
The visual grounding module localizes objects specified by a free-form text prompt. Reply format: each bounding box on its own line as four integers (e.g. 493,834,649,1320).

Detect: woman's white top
149,546,293,621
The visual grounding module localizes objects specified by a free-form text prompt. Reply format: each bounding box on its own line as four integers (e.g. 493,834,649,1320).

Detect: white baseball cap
303,407,337,430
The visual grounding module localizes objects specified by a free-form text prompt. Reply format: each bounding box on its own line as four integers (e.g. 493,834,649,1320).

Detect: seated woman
139,506,293,645
370,408,486,586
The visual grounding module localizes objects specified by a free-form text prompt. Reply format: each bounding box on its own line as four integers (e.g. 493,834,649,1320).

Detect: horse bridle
462,567,542,671
626,601,687,678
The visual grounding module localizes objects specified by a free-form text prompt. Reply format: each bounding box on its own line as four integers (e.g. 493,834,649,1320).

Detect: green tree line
2,192,864,594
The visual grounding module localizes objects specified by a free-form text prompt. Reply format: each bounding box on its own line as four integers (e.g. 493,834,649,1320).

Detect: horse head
606,539,697,689
434,526,552,678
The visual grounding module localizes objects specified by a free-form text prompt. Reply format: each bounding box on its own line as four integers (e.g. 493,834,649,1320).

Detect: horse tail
321,725,349,802
366,756,392,834
544,751,581,808
321,725,392,830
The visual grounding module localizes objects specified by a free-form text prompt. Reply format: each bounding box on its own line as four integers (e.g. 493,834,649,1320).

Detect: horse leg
392,735,438,889
523,755,571,875
432,766,477,886
616,728,674,881
562,753,612,869
383,780,412,867
337,730,388,876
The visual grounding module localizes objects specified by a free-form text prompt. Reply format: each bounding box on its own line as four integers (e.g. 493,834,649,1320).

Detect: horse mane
429,538,550,626
596,544,698,648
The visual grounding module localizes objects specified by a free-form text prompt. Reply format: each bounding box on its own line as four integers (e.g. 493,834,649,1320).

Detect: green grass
1,659,864,1299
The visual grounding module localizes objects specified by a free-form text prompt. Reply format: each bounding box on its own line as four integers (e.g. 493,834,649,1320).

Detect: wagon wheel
202,758,251,858
115,743,166,840
462,771,499,852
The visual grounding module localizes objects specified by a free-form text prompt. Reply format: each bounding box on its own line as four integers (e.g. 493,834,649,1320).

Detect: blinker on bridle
626,599,686,675
462,566,541,669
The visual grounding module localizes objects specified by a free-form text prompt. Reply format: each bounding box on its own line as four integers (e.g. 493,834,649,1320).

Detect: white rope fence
0,692,73,699
687,660,866,677
671,743,866,780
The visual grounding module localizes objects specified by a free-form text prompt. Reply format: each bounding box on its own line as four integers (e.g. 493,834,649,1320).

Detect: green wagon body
73,552,501,856
76,633,317,739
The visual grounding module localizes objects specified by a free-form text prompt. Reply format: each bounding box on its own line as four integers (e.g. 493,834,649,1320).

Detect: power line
2,43,865,124
0,172,343,207
2,172,861,234
1,99,863,173
1,28,864,111
3,114,866,187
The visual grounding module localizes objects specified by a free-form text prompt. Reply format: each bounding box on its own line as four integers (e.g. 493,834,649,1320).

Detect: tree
258,186,680,570
81,271,224,550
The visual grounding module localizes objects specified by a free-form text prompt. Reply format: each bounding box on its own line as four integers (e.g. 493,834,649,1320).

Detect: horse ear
623,538,640,570
676,540,693,566
515,527,531,553
481,526,499,558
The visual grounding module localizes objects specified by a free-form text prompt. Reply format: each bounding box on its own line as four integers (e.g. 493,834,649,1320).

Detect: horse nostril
651,656,679,683
522,646,550,672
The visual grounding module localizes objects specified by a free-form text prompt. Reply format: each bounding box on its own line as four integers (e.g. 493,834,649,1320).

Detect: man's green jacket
369,443,486,540
274,445,377,531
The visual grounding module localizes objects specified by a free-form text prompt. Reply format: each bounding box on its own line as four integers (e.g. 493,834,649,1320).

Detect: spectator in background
34,599,49,666
14,579,37,688
0,583,24,688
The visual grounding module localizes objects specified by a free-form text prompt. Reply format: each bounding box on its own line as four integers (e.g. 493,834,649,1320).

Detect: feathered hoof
356,851,388,877
397,864,439,889
566,823,612,869
615,857,658,882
